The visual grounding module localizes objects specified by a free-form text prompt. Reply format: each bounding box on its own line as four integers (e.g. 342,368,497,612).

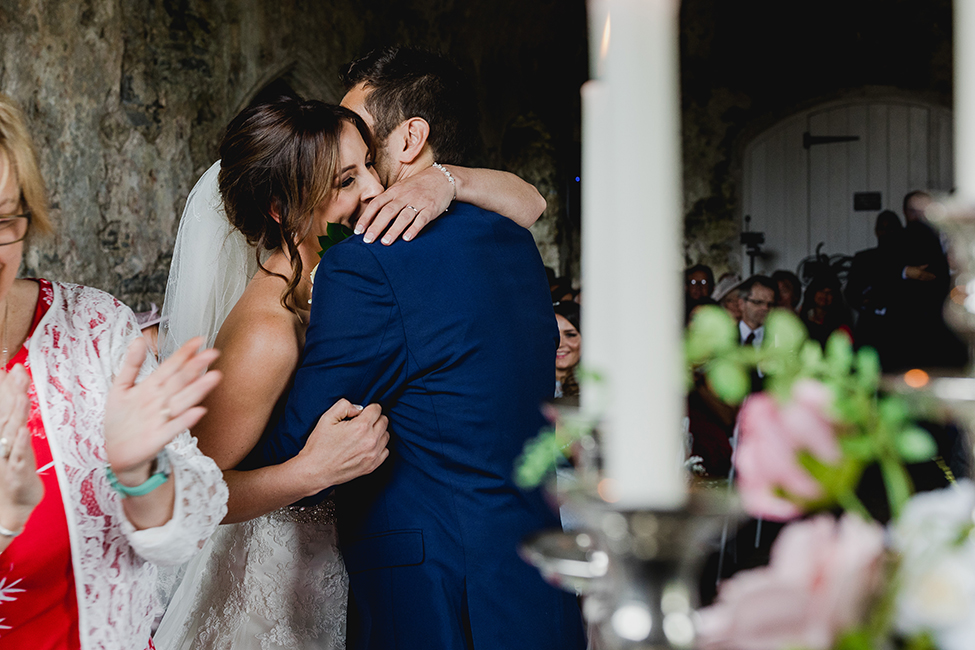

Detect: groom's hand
297,399,390,494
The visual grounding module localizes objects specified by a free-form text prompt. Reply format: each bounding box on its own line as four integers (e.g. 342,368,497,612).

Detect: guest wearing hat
712,273,743,322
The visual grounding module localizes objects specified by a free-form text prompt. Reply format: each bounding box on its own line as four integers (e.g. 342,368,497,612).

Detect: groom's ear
393,117,431,164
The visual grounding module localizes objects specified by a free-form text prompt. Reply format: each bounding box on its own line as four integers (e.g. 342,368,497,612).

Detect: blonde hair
0,94,51,236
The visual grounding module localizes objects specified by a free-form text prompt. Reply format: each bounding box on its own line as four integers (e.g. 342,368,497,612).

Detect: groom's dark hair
342,46,481,165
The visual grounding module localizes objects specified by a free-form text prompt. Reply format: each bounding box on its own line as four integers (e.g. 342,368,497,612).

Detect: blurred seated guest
685,263,716,323
134,303,164,359
0,93,227,648
846,210,904,368
687,373,736,478
551,276,577,304
801,272,853,349
712,273,743,322
772,269,802,313
554,301,581,401
737,275,778,347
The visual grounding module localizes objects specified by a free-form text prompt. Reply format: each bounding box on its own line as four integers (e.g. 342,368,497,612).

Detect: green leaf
880,456,914,520
855,347,881,392
839,434,877,460
832,627,875,650
686,306,738,362
825,331,854,375
764,309,808,352
902,632,939,650
514,427,563,488
706,359,750,405
878,397,909,427
317,223,355,258
800,339,824,372
894,427,938,463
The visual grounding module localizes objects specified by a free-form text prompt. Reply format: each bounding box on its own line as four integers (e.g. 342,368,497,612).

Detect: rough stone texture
680,0,953,278
0,0,587,310
0,0,957,306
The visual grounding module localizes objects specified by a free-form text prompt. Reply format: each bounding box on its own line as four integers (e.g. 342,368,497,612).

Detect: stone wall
0,0,587,310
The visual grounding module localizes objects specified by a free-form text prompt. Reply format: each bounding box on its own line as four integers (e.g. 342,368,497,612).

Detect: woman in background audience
772,269,802,314
684,264,716,323
801,272,853,348
712,273,743,322
554,301,581,401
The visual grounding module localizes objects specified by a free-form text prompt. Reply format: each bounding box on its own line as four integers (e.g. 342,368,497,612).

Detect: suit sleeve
251,241,407,467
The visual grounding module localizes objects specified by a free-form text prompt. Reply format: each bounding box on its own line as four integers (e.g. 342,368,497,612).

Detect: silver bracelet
432,162,456,201
0,521,23,538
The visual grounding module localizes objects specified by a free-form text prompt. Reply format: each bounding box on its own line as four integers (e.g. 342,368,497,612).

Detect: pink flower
697,514,885,650
735,379,841,520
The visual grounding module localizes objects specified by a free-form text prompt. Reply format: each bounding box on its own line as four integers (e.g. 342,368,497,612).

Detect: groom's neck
386,149,435,188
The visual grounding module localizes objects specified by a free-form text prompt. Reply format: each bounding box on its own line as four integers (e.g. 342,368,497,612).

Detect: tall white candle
583,0,686,509
580,80,614,418
956,0,975,200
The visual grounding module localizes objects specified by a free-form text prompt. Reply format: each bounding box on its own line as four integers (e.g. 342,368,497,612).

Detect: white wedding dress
153,162,349,650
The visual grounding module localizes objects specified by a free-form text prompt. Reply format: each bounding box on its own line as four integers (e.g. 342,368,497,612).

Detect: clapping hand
104,337,222,487
355,165,454,245
0,365,42,539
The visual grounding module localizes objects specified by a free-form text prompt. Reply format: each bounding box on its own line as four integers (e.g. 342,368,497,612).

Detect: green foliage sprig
317,223,355,258
687,306,937,519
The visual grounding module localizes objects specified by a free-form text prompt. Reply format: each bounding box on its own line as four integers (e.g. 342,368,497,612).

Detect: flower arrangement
688,305,973,650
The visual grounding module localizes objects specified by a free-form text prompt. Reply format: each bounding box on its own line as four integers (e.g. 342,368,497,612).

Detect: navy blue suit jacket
254,202,585,650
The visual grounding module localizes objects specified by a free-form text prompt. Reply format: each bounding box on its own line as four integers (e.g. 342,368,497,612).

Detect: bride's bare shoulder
214,272,303,373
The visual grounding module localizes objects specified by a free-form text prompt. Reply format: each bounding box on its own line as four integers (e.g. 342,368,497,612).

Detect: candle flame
600,13,611,66
903,368,930,389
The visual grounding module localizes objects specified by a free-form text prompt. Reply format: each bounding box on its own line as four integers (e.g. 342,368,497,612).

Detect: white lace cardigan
30,281,228,649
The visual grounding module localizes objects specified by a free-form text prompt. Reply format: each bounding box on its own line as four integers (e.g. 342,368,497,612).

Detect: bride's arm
192,306,388,523
355,165,546,245
221,400,388,523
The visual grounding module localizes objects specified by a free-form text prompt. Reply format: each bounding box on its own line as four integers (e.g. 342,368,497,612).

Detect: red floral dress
0,280,154,650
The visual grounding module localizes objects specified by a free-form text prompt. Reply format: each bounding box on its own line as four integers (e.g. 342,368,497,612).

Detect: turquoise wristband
105,464,170,498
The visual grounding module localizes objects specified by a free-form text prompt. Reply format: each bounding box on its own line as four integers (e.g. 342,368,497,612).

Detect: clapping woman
0,93,227,649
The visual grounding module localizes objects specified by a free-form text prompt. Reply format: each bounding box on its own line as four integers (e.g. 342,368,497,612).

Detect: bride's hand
355,165,454,245
297,399,390,493
104,337,222,486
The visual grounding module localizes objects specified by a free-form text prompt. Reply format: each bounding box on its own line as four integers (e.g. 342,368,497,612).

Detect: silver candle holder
521,475,733,649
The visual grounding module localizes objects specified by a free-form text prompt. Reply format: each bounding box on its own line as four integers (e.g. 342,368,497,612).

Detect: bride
154,97,546,649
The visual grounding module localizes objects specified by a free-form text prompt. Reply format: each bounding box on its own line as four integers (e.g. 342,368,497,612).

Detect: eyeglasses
688,279,709,286
0,211,31,246
745,298,775,308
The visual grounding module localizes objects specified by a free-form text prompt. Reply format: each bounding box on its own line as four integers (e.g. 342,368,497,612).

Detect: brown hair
218,98,372,312
0,94,52,236
342,46,480,165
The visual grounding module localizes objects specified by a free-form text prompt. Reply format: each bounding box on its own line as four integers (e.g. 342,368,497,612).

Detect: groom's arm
251,240,407,468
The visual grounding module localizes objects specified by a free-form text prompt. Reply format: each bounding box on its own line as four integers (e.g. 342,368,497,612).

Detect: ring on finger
406,205,419,214
0,437,10,459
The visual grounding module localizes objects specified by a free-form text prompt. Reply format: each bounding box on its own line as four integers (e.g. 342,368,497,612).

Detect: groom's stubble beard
373,141,394,190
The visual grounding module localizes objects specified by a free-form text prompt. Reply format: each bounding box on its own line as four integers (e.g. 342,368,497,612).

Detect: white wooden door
742,100,953,277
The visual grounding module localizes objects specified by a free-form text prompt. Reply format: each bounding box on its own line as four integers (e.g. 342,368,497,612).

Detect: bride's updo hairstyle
218,97,372,312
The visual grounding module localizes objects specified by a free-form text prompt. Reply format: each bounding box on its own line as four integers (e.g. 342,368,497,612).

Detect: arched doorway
741,98,953,277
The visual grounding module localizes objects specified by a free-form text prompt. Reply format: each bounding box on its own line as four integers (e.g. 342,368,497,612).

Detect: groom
255,47,585,649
